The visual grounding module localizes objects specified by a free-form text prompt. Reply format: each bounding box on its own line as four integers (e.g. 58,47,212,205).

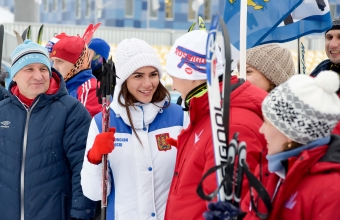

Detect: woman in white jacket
81,38,187,220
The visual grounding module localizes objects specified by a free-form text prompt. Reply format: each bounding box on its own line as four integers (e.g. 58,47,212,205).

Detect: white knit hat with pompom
262,70,340,145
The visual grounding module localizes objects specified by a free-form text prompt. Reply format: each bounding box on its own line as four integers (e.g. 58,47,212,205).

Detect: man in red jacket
164,30,268,220
46,34,101,117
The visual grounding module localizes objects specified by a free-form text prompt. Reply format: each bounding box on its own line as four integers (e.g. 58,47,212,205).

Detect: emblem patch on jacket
285,192,298,210
156,133,171,151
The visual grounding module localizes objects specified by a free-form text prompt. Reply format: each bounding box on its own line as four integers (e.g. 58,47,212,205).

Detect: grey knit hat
246,43,295,86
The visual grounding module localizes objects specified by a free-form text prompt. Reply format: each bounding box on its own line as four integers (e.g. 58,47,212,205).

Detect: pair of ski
197,14,272,219
192,14,244,205
193,12,246,206
13,24,44,45
197,132,247,207
188,16,206,32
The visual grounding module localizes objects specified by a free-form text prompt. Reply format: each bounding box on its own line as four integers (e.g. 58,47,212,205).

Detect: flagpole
297,37,306,74
239,0,247,79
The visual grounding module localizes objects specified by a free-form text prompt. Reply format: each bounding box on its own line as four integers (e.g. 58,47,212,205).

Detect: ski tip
187,22,196,32
13,30,24,45
198,16,206,31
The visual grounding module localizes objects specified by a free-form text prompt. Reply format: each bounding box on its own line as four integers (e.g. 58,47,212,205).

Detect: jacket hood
0,86,10,101
230,77,268,121
111,82,167,129
65,68,95,92
310,59,330,77
310,134,340,173
188,76,267,125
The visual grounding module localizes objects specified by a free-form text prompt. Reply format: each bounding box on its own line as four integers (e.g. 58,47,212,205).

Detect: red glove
166,137,178,148
87,128,116,164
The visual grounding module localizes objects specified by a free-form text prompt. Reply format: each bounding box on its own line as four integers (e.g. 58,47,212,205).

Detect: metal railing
1,22,326,66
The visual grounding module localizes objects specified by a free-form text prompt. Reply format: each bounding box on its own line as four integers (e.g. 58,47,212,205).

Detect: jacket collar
8,68,68,110
188,76,242,124
65,68,95,92
111,84,166,129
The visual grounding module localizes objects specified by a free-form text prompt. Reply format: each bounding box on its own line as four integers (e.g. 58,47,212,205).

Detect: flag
152,0,160,11
192,0,204,13
223,0,303,50
261,0,332,44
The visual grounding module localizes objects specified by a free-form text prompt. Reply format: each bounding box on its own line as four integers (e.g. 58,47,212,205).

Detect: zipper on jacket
173,158,186,194
139,106,158,217
140,106,146,131
20,99,39,220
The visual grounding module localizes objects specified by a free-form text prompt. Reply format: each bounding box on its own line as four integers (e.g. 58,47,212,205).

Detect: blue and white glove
203,201,242,220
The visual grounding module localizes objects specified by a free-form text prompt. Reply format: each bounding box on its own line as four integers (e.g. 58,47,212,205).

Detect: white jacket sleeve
80,118,111,201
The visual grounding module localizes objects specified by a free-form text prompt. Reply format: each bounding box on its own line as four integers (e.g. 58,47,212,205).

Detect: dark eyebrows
132,70,159,75
25,64,46,68
325,33,340,38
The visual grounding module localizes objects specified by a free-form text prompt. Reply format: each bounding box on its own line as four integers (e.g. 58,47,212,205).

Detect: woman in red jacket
205,70,340,220
239,43,295,92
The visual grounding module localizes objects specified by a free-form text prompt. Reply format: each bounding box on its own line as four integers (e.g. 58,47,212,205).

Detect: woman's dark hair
117,79,170,145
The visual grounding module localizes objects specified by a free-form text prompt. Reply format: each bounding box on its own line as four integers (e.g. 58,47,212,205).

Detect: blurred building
0,0,223,30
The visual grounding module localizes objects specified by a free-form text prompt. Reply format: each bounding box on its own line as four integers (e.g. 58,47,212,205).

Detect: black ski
0,25,4,71
21,25,31,41
37,24,44,45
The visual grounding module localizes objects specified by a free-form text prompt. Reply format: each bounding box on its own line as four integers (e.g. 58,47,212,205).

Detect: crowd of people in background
1,16,340,220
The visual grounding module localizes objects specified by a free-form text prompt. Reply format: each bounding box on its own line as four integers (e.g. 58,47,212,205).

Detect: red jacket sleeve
203,136,218,203
77,79,102,117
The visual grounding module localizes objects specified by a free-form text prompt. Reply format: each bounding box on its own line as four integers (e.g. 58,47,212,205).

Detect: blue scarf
267,136,331,173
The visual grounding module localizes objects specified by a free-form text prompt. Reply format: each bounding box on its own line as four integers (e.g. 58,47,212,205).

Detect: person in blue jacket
88,38,111,80
0,86,9,101
0,40,97,220
0,66,10,100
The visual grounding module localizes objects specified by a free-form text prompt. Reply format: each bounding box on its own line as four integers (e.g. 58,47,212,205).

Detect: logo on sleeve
0,121,10,128
156,133,171,151
285,192,298,210
194,129,204,144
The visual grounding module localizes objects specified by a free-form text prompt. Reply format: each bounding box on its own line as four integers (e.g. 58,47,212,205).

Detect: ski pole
97,57,117,220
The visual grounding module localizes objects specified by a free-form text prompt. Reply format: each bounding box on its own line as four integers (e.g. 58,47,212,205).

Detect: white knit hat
166,30,224,80
262,70,340,145
115,38,162,87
